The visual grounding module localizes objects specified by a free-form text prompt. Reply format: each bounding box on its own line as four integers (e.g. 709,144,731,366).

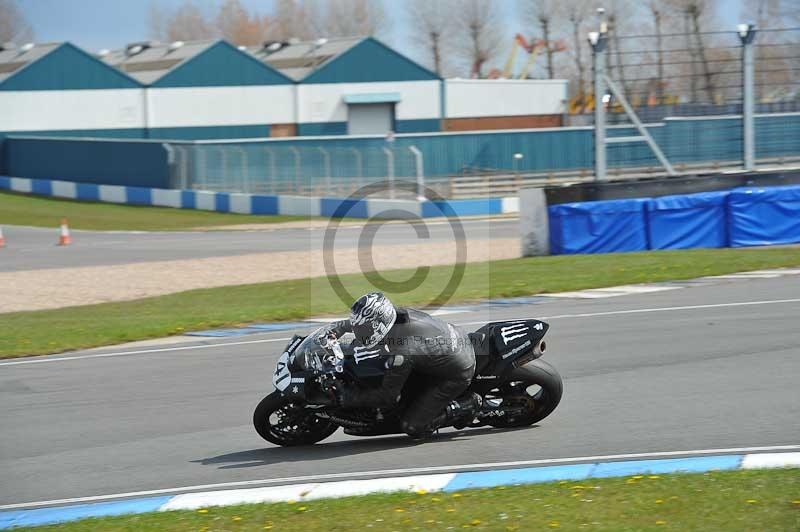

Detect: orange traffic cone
58,218,72,246
0,226,5,248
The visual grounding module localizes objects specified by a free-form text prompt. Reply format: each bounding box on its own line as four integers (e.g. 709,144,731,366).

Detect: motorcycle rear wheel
487,359,563,428
253,392,339,446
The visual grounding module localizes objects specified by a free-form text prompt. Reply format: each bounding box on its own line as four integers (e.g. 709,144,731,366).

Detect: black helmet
349,292,397,348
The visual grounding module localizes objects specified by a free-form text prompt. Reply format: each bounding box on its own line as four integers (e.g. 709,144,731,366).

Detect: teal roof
302,38,440,84
105,40,293,87
0,43,140,91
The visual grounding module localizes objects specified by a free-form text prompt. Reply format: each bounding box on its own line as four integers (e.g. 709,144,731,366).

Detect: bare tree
741,0,783,29
453,0,503,78
0,0,34,43
406,0,454,76
216,0,269,45
648,1,665,100
315,0,390,38
520,0,561,79
148,0,216,42
561,0,592,109
269,0,319,41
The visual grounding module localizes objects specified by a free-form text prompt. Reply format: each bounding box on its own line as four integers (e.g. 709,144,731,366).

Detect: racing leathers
326,307,477,437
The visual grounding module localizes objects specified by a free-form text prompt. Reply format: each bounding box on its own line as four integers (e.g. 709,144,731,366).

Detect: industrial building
103,39,294,139
0,37,568,141
0,42,143,138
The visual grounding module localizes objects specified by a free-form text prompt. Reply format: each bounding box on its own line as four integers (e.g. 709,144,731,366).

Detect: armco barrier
548,198,649,255
646,191,729,250
728,185,800,247
0,177,518,219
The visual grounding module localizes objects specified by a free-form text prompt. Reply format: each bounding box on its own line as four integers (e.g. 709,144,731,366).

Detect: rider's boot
403,393,483,441
450,392,483,430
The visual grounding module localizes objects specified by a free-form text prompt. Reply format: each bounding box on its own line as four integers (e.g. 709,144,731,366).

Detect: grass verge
0,192,306,231
2,247,800,358
14,469,800,531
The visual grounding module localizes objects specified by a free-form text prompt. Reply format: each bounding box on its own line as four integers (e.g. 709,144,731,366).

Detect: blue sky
18,0,744,62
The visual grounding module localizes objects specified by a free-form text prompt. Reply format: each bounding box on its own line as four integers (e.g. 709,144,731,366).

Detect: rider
322,292,481,439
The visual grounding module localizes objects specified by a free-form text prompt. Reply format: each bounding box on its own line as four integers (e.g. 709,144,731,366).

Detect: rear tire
253,392,338,446
488,359,563,428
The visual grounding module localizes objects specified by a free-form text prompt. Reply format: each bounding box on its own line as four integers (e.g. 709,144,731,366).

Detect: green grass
0,192,306,231
15,469,800,531
2,247,800,358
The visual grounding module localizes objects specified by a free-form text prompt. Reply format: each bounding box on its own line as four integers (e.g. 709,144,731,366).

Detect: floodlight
737,23,756,44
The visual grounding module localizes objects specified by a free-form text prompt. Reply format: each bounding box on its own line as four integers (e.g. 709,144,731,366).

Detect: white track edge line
3,298,799,366
1,444,798,511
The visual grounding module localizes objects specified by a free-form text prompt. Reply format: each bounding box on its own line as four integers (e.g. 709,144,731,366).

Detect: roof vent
125,41,152,56
20,42,35,53
168,41,184,52
97,49,110,57
264,41,284,53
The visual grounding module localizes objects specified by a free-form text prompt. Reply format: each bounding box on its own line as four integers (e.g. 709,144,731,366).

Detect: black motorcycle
253,320,563,446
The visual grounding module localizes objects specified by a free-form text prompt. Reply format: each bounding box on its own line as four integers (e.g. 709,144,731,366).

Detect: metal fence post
383,147,395,199
317,147,332,194
739,23,756,171
235,147,249,193
351,148,363,181
198,146,207,190
589,30,608,181
265,147,277,194
408,145,425,200
289,146,301,193
161,143,176,188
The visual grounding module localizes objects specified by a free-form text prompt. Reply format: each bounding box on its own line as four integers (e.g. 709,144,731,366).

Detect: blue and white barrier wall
0,176,519,219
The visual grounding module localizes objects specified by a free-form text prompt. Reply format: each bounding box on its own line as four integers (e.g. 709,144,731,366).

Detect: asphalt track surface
1,276,799,507
0,218,515,272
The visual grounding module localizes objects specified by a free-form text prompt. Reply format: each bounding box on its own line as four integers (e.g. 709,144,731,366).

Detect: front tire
253,392,338,446
488,359,563,428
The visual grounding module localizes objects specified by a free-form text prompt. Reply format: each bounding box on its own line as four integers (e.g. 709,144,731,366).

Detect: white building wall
0,89,145,132
297,80,440,124
146,85,295,127
445,79,567,118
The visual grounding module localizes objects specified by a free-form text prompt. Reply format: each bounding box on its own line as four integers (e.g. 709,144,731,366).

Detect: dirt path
0,238,519,313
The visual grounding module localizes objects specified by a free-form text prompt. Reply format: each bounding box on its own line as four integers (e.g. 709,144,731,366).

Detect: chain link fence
164,27,799,199
169,144,439,199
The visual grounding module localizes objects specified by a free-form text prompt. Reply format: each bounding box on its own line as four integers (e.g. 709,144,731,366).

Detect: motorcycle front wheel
253,392,339,446
487,359,563,428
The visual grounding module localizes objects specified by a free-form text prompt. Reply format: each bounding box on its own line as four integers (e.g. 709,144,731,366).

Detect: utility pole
739,23,756,171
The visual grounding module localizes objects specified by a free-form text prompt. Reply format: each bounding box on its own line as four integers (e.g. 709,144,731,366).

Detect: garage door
348,103,394,135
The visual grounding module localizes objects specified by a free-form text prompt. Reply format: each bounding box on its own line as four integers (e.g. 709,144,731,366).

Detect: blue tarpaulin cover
549,198,649,254
728,185,800,247
647,191,729,250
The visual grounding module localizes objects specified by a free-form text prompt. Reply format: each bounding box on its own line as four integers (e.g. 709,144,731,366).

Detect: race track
1,276,798,508
0,218,515,272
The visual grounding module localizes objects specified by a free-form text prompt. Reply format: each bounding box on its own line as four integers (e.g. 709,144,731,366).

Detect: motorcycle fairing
471,320,549,382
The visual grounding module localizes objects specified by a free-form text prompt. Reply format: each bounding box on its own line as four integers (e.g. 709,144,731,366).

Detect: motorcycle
253,319,563,446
